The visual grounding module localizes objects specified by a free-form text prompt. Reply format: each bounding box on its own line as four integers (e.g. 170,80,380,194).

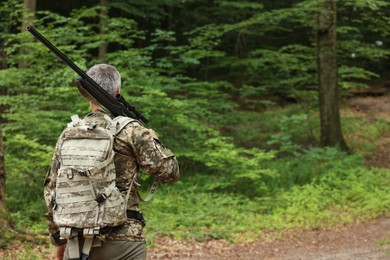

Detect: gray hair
86,64,121,97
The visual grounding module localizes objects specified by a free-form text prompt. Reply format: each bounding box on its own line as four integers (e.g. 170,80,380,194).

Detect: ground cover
0,95,389,259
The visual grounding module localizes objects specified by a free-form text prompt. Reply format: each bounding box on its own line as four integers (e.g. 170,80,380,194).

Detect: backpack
52,114,136,258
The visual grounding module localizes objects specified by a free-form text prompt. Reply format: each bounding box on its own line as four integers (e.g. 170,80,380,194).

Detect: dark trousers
64,239,146,260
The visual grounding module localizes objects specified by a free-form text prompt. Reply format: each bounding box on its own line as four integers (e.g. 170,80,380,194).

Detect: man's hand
54,244,66,260
149,129,159,140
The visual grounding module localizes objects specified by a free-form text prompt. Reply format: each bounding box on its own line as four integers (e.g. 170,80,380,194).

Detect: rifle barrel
26,25,86,78
26,25,148,124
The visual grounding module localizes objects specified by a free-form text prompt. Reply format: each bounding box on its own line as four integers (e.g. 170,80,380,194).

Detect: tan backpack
52,114,135,259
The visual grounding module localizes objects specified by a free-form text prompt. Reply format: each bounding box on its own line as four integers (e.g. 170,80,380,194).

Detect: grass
3,99,390,256
141,101,390,244
377,240,390,246
0,241,52,260
142,157,390,245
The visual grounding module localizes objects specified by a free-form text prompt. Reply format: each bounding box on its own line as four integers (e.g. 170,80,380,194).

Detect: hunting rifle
26,25,148,124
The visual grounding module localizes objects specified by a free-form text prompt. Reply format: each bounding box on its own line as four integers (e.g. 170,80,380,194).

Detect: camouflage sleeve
43,140,67,246
125,123,180,183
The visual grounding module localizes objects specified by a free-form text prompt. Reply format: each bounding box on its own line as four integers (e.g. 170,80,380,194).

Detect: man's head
86,64,121,97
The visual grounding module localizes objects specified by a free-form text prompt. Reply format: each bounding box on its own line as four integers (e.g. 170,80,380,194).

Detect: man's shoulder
113,116,143,128
116,119,144,137
82,110,110,125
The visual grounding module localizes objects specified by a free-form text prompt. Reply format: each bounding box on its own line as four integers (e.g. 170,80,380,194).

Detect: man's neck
91,103,101,112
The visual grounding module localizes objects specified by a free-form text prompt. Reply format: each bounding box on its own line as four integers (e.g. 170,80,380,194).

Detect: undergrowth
3,102,390,255
142,103,390,245
143,153,390,245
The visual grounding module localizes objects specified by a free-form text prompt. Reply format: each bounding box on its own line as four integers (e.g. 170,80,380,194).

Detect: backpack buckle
77,169,91,177
87,124,96,131
67,170,74,179
83,227,100,238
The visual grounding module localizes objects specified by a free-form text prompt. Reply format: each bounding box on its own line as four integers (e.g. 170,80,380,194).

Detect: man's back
45,109,179,259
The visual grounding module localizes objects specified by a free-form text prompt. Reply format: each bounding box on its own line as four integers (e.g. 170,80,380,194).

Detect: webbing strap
57,189,123,215
68,115,84,128
59,227,72,239
125,174,137,204
56,194,95,204
84,152,115,176
104,162,115,172
100,114,116,136
61,149,105,157
125,174,158,204
60,227,101,260
62,159,102,167
56,184,93,194
104,197,124,208
102,182,116,198
113,116,136,134
57,202,98,214
81,237,93,260
65,229,80,260
62,152,114,174
138,179,158,202
68,236,80,260
57,172,116,183
57,174,88,183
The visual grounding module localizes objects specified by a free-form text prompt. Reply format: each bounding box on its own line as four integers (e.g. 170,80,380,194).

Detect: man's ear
115,88,120,96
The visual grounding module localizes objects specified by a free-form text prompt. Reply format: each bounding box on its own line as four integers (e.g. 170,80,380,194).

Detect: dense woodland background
0,0,390,255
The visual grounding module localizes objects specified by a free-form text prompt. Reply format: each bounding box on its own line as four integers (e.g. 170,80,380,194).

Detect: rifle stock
27,25,148,124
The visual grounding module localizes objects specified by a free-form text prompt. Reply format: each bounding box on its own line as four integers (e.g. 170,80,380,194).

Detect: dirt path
148,217,390,259
1,96,389,260
147,95,390,259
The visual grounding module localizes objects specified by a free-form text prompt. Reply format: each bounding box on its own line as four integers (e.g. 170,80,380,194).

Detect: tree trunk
19,0,36,68
0,128,5,213
316,0,348,151
0,47,6,71
98,0,108,62
0,126,11,240
0,5,11,238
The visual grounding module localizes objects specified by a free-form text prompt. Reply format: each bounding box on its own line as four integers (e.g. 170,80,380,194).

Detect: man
44,64,180,260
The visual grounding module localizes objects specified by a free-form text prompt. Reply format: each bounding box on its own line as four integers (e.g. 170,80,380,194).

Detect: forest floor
147,217,390,259
0,96,389,260
147,95,390,260
344,95,390,168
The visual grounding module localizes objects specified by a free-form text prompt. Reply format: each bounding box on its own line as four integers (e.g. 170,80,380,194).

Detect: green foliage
5,134,50,227
273,163,390,228
267,113,313,156
338,66,379,89
342,114,390,155
1,0,390,250
191,135,276,196
142,152,390,243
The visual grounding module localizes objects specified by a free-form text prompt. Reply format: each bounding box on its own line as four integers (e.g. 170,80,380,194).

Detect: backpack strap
134,178,158,202
60,227,80,260
81,237,93,260
60,227,100,260
113,116,138,135
80,227,100,260
68,115,85,128
102,114,117,136
113,116,158,202
82,152,115,176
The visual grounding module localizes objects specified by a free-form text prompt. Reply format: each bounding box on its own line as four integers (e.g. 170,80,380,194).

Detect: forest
0,0,390,258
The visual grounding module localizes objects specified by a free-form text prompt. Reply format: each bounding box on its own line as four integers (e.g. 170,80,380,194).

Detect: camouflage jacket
44,109,180,245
